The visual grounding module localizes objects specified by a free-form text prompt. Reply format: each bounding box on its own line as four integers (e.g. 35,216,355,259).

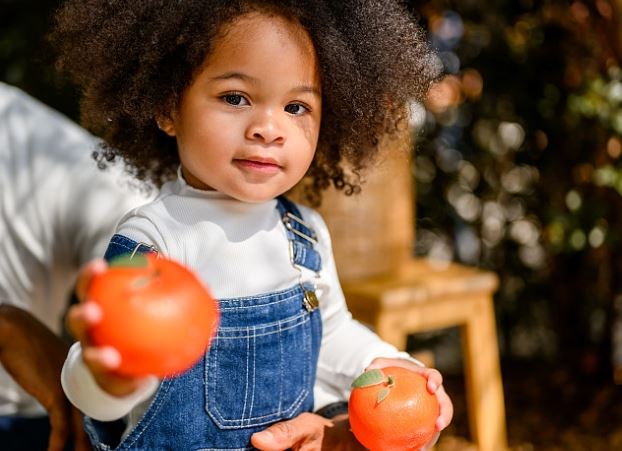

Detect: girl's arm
61,259,159,421
303,207,453,440
301,207,420,405
62,341,158,421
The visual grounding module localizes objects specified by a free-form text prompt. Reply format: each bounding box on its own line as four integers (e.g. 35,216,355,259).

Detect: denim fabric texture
86,197,323,451
275,196,322,273
103,235,158,261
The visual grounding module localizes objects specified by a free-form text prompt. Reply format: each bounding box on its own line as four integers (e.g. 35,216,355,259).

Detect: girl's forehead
182,11,321,98
214,12,314,56
202,12,319,76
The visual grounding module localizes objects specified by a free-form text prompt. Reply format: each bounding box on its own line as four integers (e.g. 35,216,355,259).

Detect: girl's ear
156,116,176,137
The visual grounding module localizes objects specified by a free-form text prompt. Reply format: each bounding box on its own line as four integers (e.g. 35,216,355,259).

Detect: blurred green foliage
410,0,622,375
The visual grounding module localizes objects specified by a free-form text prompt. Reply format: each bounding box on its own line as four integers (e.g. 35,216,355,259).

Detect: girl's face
161,12,322,203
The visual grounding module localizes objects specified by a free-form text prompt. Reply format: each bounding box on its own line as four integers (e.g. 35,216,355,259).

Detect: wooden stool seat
341,258,507,451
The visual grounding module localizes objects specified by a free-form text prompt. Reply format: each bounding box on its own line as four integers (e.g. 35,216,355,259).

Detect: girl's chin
224,189,286,204
223,183,296,204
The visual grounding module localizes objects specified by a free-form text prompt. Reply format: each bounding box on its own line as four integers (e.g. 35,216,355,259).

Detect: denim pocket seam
217,289,300,311
216,311,309,339
205,313,311,429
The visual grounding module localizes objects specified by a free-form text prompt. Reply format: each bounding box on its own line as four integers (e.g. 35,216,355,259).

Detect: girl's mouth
233,157,281,174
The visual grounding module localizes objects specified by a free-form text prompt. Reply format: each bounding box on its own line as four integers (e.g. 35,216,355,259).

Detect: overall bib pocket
205,309,312,429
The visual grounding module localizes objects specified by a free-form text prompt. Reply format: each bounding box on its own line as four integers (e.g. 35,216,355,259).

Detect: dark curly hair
50,0,436,203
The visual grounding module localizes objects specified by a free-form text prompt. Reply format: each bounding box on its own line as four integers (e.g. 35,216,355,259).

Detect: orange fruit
88,253,219,378
348,366,439,451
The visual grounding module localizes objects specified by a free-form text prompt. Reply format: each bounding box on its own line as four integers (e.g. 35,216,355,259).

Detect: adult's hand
321,414,366,451
250,412,365,451
0,304,91,451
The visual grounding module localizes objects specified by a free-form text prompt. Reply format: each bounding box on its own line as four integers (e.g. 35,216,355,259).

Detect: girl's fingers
423,368,443,393
82,345,122,373
365,358,444,392
434,385,454,430
74,259,107,301
65,302,102,342
83,346,150,397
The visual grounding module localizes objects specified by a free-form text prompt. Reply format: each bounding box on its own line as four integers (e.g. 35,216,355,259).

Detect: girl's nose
246,110,285,144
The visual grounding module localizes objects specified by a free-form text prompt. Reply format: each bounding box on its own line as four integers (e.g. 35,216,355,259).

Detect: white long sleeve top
62,174,415,428
0,83,152,417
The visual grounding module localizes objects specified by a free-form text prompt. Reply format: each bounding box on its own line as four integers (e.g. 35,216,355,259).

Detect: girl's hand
66,259,148,397
366,357,454,451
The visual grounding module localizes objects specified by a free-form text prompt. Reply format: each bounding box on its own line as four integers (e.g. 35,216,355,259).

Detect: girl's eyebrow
210,71,257,83
291,85,321,98
210,71,320,97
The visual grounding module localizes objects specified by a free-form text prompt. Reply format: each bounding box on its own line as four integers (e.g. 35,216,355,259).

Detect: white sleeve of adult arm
61,342,159,421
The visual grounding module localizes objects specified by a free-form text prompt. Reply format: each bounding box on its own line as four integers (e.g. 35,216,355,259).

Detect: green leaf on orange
377,387,391,404
351,368,386,388
109,253,149,268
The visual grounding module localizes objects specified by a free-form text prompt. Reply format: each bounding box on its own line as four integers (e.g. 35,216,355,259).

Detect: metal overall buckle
284,212,320,313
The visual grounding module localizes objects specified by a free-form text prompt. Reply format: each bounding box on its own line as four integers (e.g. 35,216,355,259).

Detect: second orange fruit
348,366,439,451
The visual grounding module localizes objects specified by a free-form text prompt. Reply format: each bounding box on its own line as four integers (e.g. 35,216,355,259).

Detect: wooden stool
291,129,508,450
341,258,507,451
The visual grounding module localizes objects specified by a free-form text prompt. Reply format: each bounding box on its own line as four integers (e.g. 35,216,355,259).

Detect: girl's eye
223,94,248,106
285,103,308,115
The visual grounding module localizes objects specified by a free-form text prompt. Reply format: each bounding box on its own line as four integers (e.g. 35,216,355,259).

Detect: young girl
51,1,453,449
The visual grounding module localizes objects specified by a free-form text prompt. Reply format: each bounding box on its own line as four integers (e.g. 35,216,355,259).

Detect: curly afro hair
50,0,437,203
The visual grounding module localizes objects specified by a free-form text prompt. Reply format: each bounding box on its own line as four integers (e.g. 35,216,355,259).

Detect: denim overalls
85,196,323,451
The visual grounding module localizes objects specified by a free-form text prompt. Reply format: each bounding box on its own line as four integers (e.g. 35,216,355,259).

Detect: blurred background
406,1,622,449
2,0,622,449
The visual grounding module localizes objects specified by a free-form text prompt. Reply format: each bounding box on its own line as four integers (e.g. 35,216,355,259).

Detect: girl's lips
234,157,281,174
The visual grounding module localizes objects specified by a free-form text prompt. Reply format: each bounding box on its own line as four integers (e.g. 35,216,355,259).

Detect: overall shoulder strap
103,234,158,262
275,195,322,273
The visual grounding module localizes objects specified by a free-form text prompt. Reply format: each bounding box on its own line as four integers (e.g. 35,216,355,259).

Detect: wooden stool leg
461,294,507,451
